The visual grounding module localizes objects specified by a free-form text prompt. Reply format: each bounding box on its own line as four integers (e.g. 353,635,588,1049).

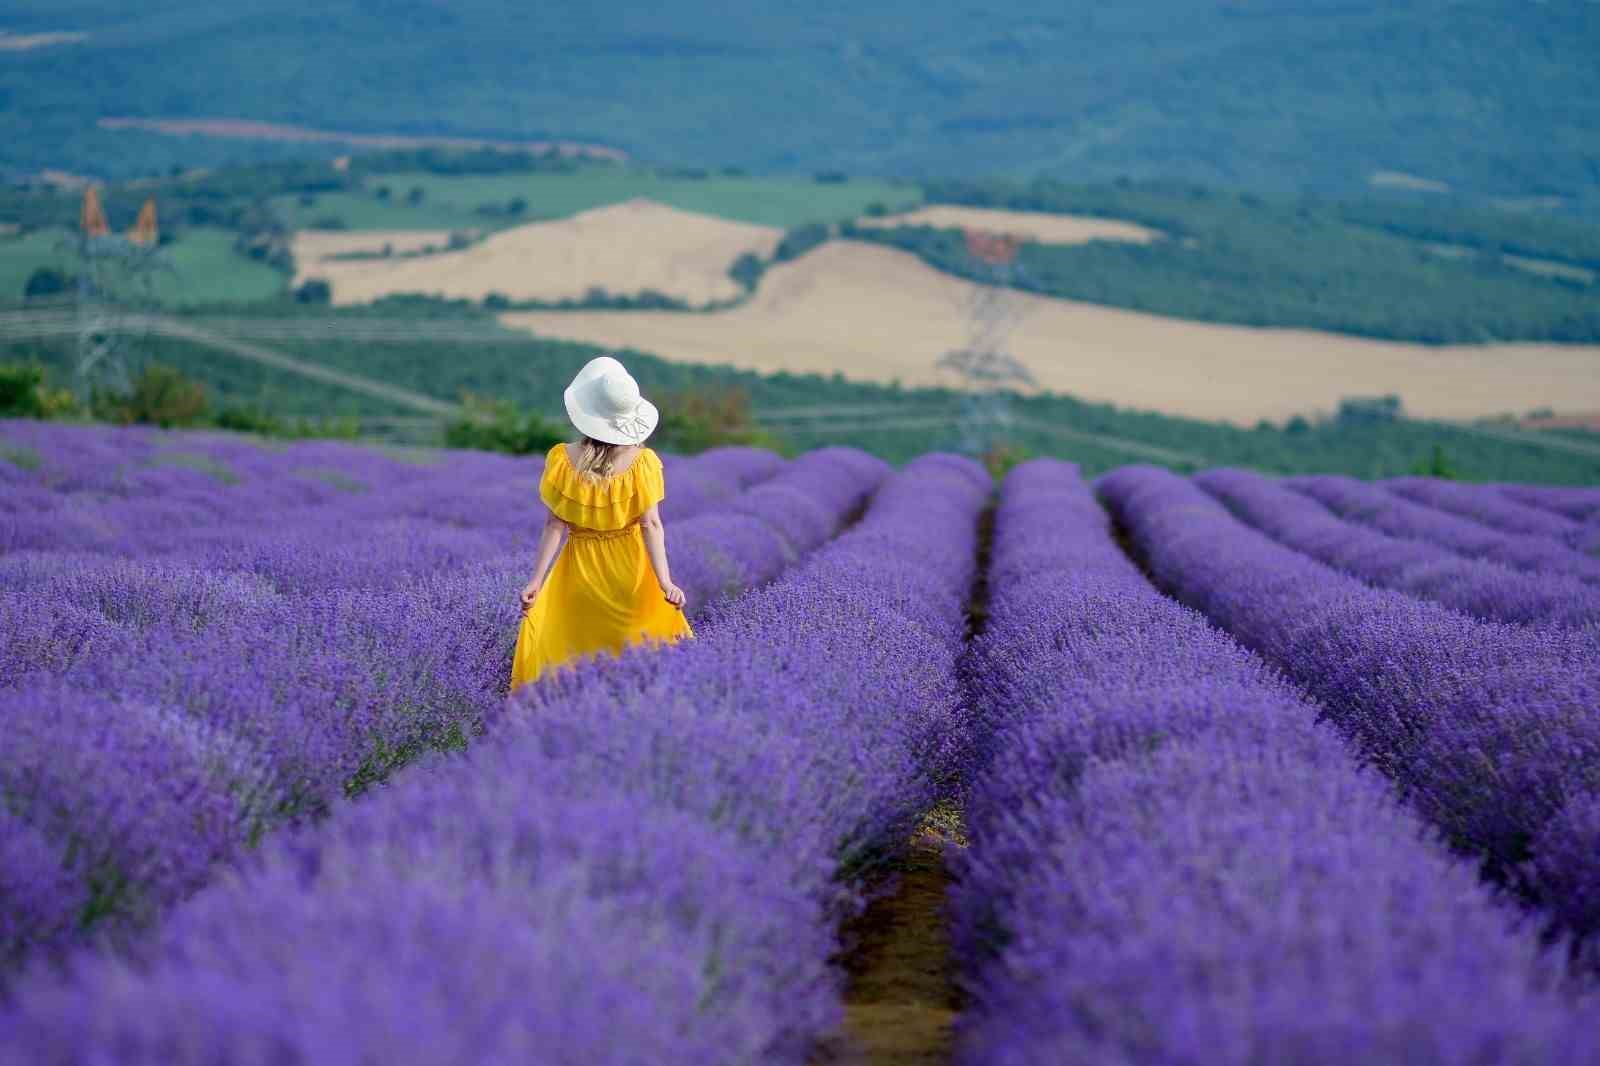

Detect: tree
654,385,780,453
92,362,208,428
0,361,77,418
1410,444,1459,479
728,252,765,292
444,393,564,455
775,223,829,262
23,267,71,302
294,278,332,304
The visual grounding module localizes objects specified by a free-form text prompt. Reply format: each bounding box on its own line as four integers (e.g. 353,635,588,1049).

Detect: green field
861,179,1600,344
0,227,285,307
8,307,1597,485
0,230,71,302
5,159,1600,344
273,168,921,232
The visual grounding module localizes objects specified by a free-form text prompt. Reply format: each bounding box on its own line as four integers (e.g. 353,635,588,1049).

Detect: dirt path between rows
813,809,966,1066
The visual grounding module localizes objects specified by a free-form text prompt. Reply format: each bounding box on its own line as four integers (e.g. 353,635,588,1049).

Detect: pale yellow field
0,31,87,51
854,205,1159,244
296,200,781,307
500,240,1600,424
292,230,464,278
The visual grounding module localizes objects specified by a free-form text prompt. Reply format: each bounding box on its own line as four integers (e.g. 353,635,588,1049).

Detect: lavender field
3,418,1600,1064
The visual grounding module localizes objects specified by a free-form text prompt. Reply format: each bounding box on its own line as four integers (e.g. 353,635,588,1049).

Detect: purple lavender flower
1196,467,1600,628
1384,476,1590,547
955,458,1600,1066
1099,464,1600,951
1288,473,1600,586
0,450,987,1064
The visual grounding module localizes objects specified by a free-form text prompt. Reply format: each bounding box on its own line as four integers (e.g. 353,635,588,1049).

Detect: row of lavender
1393,476,1600,557
1289,475,1600,586
0,419,887,974
953,459,1598,1062
0,453,990,1064
1191,469,1600,629
1099,466,1600,961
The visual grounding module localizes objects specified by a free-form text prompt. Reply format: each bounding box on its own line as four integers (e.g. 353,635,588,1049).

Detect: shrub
0,361,79,418
23,267,72,303
980,441,1029,480
1411,443,1459,479
443,393,565,455
728,252,765,292
774,223,830,262
91,362,208,428
294,279,332,305
654,385,781,454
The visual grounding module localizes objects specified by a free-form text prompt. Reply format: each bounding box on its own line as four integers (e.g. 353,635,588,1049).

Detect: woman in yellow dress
508,356,693,692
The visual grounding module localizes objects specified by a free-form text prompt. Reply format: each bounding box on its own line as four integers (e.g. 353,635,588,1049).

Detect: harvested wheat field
0,31,87,51
292,229,464,275
501,240,1600,424
298,199,781,307
854,204,1159,245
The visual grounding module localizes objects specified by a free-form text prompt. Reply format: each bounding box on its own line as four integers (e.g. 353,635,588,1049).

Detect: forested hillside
6,1,1599,208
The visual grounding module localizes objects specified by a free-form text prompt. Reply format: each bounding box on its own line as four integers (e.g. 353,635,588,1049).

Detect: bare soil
812,813,964,1066
855,204,1158,245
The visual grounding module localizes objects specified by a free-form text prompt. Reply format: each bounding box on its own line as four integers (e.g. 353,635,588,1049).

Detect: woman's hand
519,579,542,613
660,582,685,609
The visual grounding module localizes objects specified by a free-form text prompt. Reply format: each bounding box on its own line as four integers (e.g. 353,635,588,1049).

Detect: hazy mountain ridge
5,1,1598,206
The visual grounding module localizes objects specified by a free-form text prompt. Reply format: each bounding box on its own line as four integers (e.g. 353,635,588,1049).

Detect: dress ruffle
539,443,664,530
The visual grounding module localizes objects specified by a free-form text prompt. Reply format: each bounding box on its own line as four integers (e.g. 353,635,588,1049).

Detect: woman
508,356,692,692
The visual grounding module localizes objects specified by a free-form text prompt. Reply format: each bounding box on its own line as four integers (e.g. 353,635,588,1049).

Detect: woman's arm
639,502,685,608
519,506,567,612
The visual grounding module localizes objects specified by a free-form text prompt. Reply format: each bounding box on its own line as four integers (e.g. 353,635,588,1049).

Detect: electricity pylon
63,190,167,401
936,228,1036,454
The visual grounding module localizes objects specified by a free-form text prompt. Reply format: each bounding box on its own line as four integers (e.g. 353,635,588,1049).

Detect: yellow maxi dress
508,443,693,691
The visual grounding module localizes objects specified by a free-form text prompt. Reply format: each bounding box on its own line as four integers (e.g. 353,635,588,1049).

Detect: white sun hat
562,356,660,445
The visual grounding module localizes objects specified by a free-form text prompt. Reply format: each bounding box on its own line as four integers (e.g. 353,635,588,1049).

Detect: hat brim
564,385,659,446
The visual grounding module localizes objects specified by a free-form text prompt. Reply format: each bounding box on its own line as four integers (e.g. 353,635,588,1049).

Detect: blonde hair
574,436,626,479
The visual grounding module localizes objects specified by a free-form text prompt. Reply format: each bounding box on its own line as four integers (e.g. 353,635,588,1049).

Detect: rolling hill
4,1,1599,210
500,238,1600,424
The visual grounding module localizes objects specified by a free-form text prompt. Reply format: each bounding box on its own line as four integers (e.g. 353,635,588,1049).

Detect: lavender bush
955,459,1599,1063
1384,476,1597,552
1287,474,1600,586
0,454,989,1065
1194,467,1600,628
0,421,875,972
1495,482,1600,524
1099,464,1600,953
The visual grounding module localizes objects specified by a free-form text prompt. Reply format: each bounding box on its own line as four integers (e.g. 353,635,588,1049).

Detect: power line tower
61,189,167,403
936,228,1036,455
